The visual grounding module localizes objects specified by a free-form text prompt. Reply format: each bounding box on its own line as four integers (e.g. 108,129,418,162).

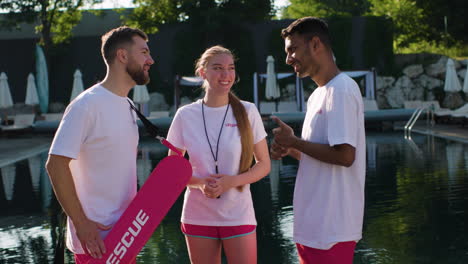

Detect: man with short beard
46,26,154,263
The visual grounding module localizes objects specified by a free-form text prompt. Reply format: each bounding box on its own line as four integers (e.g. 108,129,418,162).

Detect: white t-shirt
49,84,139,254
293,73,366,249
166,99,267,226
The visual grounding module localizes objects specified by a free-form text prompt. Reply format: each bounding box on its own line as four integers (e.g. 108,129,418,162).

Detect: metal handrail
404,106,434,136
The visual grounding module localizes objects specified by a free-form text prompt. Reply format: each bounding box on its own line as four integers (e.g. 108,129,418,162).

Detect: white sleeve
49,101,92,159
326,87,359,147
166,109,185,150
247,103,267,144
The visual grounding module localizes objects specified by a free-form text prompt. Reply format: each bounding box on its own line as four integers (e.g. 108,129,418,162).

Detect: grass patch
396,40,468,60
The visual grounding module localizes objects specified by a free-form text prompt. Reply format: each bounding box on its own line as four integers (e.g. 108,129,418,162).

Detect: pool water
0,132,467,263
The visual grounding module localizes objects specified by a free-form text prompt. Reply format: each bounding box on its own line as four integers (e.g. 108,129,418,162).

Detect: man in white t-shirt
270,17,366,264
46,26,154,263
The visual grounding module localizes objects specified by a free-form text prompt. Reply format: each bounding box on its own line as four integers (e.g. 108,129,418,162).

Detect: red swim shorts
296,241,357,264
181,223,256,240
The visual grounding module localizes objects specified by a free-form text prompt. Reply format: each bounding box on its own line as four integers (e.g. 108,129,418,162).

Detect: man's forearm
46,155,88,224
291,138,355,167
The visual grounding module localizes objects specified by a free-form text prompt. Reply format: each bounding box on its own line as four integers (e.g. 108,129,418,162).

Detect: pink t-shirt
167,100,267,226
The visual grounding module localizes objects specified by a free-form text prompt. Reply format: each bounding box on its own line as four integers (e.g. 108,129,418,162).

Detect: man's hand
75,218,112,259
270,140,290,160
271,116,297,148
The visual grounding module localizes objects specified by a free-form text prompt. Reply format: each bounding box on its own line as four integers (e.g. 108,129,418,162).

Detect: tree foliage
414,0,467,44
280,0,467,54
126,0,274,34
366,0,429,49
281,0,370,18
0,0,97,54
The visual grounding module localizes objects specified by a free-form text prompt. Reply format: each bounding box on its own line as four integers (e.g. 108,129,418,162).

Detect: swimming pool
0,132,467,263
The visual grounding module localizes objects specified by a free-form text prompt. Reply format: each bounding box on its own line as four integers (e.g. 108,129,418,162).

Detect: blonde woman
166,46,270,264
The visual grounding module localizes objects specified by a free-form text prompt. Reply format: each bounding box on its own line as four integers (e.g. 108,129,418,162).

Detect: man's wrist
290,136,301,149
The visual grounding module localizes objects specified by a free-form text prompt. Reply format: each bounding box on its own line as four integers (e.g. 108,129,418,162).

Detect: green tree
126,0,273,34
366,0,429,49
415,0,467,44
281,0,370,18
0,0,98,55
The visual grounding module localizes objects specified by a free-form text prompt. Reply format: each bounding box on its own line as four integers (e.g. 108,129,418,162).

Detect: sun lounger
277,101,298,113
42,113,63,121
403,101,422,109
259,101,276,115
363,99,379,111
148,111,169,119
0,114,35,132
434,103,468,123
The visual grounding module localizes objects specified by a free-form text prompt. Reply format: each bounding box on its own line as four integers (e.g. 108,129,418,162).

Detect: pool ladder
404,107,434,157
404,106,434,137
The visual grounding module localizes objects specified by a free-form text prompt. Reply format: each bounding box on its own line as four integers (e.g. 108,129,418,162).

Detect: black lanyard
201,100,230,174
127,99,182,156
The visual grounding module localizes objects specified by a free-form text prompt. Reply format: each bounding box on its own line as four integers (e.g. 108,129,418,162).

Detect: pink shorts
181,223,256,240
74,253,136,264
296,241,357,264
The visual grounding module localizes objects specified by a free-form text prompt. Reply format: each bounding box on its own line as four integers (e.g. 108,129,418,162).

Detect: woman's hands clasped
199,174,234,199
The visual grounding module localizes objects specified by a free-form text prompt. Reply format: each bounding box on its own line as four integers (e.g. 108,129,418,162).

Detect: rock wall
376,55,467,109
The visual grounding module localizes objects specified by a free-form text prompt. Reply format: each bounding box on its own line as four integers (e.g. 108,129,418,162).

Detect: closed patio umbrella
28,155,41,191
137,148,152,187
133,84,150,116
0,72,13,109
265,55,280,111
444,58,462,93
1,165,16,201
0,72,14,124
35,44,49,113
70,69,84,102
25,73,39,106
463,63,468,95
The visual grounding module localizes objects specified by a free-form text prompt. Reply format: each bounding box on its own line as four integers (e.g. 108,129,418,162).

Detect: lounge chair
277,101,298,113
403,100,422,109
148,111,170,119
363,99,379,111
435,103,468,123
259,101,276,115
42,113,63,121
0,114,35,132
463,113,468,127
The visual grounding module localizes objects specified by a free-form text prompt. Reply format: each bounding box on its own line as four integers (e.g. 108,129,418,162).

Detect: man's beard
126,62,149,85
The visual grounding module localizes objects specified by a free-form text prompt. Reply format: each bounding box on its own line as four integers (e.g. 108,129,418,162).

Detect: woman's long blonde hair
195,46,253,191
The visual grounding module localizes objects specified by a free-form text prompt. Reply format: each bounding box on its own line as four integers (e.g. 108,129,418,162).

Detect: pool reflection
0,132,467,263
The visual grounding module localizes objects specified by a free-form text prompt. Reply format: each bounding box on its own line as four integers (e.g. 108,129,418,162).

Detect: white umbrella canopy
0,72,14,109
35,44,49,113
133,84,150,104
70,69,84,102
1,165,16,201
133,84,150,116
137,148,152,187
25,73,39,106
463,62,468,94
265,55,280,100
444,58,462,92
28,155,41,191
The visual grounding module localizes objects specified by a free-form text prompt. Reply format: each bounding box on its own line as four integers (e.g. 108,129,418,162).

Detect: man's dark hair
281,17,332,48
101,26,148,64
